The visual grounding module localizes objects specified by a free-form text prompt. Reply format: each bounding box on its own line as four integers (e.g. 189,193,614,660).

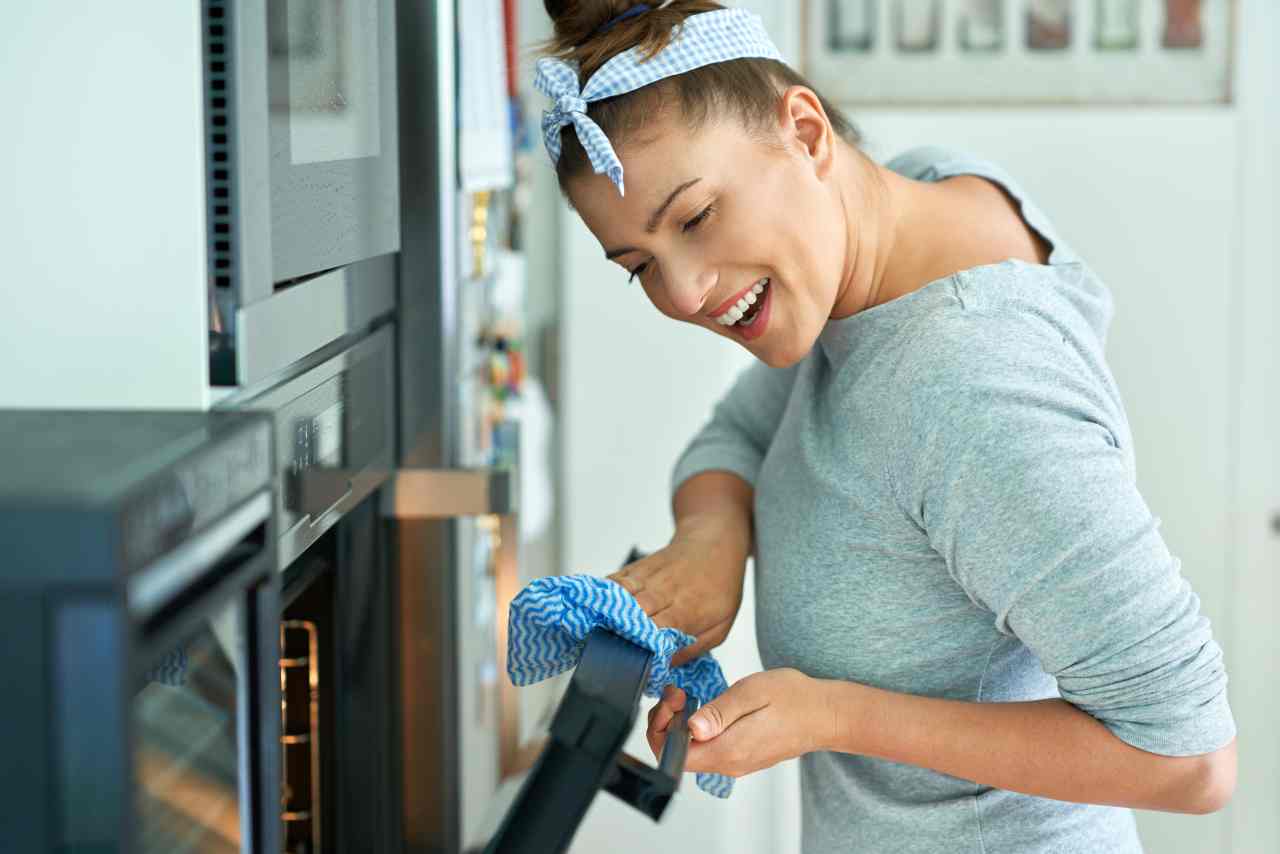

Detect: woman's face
567,88,856,368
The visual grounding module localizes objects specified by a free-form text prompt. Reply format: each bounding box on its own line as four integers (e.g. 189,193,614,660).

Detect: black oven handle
483,547,695,854
600,546,697,816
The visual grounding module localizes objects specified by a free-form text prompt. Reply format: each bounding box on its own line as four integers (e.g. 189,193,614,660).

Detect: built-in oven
226,322,399,852
206,0,399,389
0,410,278,854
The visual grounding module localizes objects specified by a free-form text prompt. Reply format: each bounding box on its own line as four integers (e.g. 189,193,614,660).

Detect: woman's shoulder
883,144,987,182
889,282,1106,403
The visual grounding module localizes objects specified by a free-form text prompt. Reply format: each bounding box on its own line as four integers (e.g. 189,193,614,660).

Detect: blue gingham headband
534,8,784,197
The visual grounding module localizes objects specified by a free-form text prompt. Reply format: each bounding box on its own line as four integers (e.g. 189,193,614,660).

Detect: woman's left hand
647,668,833,778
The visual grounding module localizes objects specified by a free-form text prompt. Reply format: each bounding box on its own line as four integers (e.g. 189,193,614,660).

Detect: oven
206,0,399,390
0,410,278,854
223,321,398,852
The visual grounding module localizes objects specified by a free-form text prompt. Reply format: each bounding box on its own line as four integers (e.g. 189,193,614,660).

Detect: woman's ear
779,85,836,180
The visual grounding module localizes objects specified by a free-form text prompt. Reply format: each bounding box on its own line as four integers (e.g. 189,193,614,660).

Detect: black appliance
0,410,278,854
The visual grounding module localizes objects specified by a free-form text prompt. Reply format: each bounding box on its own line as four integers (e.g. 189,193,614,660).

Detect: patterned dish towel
506,573,734,798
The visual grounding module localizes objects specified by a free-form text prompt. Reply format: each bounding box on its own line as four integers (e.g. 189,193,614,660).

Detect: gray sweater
669,146,1235,853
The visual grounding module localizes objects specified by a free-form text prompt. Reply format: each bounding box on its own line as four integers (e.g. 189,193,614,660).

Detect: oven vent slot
203,0,237,293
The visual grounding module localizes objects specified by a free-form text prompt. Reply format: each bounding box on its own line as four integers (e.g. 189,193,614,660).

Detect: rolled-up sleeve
670,359,800,500
891,311,1236,757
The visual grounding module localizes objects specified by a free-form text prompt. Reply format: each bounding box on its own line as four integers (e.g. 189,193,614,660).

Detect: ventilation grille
203,0,235,291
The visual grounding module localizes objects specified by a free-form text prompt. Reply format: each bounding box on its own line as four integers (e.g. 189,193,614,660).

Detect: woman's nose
665,263,717,318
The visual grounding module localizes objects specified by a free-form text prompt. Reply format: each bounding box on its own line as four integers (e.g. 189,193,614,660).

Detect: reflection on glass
1096,0,1139,49
133,603,243,853
1162,0,1203,48
959,0,1004,51
895,0,940,52
829,0,876,52
1027,0,1072,50
269,0,382,165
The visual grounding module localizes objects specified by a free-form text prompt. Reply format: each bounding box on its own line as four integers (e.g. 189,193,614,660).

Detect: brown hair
540,1,864,194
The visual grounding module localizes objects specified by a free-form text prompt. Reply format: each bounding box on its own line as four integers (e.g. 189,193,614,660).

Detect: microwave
207,0,400,389
0,410,279,854
3,1,399,410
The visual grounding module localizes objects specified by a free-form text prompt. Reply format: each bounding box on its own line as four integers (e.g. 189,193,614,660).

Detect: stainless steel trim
126,491,271,618
381,468,518,519
235,255,396,386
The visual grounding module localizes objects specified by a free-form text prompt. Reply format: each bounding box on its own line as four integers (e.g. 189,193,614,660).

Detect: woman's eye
682,203,714,233
627,261,649,284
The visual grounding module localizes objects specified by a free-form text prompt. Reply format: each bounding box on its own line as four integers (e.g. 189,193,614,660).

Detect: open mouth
713,278,771,341
714,278,769,325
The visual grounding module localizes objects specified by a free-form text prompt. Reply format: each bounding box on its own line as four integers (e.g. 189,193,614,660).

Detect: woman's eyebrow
604,177,703,260
646,178,701,232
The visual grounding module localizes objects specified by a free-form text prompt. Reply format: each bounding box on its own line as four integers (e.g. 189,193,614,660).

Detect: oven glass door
266,0,400,283
132,597,248,853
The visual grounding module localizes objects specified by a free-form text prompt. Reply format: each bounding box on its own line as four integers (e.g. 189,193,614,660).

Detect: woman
535,2,1237,851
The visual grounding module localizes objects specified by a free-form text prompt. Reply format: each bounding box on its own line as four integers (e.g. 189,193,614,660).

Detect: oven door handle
298,468,355,524
380,467,518,518
483,549,692,854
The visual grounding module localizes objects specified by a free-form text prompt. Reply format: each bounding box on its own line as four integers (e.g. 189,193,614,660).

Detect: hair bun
542,1,629,49
541,1,726,79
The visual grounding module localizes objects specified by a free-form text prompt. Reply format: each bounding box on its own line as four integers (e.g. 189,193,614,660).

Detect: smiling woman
532,3,1238,853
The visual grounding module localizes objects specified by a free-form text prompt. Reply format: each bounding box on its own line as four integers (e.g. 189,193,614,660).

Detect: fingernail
689,716,708,738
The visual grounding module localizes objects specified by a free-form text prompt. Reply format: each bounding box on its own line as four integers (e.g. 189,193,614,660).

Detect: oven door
50,493,278,854
265,0,400,284
131,593,260,852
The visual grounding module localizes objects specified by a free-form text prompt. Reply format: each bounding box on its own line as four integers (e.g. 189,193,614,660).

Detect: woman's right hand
605,514,751,669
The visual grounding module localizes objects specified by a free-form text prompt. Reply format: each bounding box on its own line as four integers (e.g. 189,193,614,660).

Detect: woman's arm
877,312,1237,815
672,468,754,552
819,680,1237,815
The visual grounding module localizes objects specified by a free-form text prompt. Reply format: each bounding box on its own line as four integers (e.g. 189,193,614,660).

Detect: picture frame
800,0,1236,105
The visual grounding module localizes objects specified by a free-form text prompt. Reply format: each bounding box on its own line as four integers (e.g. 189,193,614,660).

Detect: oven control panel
244,325,394,569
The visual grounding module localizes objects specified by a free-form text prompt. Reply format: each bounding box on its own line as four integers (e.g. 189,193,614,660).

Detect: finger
668,617,733,669
632,588,673,618
688,680,767,741
608,555,660,587
646,686,686,757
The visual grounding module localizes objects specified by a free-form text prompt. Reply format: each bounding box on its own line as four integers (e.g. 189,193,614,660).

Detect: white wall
545,2,1278,853
0,4,211,409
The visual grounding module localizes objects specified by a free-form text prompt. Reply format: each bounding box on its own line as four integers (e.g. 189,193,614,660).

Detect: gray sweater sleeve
890,309,1236,757
670,360,799,499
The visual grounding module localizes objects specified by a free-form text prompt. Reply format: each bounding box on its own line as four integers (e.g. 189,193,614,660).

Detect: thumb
687,681,764,741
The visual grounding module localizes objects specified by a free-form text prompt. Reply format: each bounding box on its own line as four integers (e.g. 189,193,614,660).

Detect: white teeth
714,278,770,325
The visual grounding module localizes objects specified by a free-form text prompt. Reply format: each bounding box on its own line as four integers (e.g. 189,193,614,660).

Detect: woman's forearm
819,679,1236,815
672,469,754,557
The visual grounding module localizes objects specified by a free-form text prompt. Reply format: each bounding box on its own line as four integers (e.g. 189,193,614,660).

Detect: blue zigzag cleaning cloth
506,573,734,798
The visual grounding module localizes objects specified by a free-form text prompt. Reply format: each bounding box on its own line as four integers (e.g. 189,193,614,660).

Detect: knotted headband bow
533,8,784,197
